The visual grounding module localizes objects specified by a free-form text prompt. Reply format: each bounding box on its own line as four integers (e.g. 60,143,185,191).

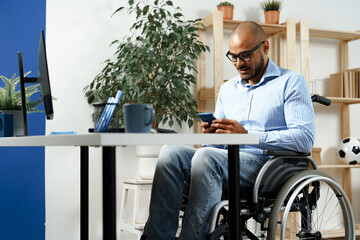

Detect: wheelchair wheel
207,201,266,240
207,201,229,240
267,170,355,240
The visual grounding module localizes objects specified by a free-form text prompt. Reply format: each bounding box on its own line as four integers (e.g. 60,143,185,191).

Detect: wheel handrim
280,176,355,239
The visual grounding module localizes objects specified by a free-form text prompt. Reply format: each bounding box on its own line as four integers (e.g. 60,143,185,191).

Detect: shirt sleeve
248,75,315,153
214,87,225,119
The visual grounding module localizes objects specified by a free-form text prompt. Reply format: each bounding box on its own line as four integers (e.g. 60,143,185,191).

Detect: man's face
228,34,266,82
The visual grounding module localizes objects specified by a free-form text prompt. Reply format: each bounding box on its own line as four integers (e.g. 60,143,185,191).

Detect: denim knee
156,145,178,168
191,147,227,178
154,145,194,184
156,145,192,168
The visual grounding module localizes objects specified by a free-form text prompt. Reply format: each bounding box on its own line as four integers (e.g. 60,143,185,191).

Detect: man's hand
201,121,218,133
209,118,248,134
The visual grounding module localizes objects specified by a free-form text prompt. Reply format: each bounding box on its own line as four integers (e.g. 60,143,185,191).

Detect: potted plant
260,0,283,24
0,73,44,135
83,0,210,179
217,1,234,20
84,0,209,130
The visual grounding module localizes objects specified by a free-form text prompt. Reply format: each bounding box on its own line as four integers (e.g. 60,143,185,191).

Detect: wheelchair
181,95,355,239
204,149,355,240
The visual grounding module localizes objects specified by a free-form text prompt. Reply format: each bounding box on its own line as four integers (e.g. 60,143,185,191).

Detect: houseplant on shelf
217,1,234,20
260,0,283,24
0,73,43,136
83,0,210,179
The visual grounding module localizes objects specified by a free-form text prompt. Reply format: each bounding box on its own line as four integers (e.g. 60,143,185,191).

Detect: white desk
0,133,258,146
0,133,258,240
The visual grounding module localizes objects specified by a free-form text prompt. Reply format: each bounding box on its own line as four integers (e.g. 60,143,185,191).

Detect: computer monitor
37,30,53,120
18,30,54,136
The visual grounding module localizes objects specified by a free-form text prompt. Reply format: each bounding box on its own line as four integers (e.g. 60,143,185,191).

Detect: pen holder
92,103,121,130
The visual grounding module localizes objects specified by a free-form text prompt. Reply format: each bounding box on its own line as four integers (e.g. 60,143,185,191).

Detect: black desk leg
228,145,240,240
80,146,89,240
103,146,117,240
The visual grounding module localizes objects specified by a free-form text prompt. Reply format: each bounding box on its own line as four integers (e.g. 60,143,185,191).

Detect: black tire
267,170,355,239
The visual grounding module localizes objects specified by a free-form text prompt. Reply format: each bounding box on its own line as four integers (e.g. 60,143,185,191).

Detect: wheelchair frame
206,151,356,240
204,95,356,239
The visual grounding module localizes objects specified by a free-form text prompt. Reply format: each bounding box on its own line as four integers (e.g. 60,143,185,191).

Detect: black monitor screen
38,30,53,120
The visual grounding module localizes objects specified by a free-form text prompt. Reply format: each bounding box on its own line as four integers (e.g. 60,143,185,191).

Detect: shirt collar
238,58,281,88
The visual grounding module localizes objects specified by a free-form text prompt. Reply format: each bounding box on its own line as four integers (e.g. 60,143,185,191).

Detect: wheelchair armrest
262,149,311,156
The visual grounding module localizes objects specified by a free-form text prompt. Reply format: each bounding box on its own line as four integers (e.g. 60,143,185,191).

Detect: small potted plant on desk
0,73,43,136
84,0,210,179
260,0,283,24
217,1,234,20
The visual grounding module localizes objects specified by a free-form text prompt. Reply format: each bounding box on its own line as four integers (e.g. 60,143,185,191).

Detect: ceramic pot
264,10,280,24
217,6,234,20
136,145,163,179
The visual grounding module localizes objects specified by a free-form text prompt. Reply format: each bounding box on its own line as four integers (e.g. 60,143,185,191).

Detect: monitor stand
18,52,39,136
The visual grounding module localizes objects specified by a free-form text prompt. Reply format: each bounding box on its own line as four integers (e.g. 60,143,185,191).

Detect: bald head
228,21,268,60
231,21,267,43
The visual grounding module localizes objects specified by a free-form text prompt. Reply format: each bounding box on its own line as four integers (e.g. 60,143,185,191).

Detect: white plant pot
136,145,163,179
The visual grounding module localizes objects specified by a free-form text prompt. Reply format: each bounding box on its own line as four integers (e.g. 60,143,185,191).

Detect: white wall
45,0,360,239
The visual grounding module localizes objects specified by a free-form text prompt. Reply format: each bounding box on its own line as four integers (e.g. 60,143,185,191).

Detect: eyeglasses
226,41,265,63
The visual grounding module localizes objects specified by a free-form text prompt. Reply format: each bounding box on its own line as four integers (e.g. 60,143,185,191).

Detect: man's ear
263,40,270,54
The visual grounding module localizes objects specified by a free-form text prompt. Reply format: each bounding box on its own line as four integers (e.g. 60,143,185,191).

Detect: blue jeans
142,145,269,240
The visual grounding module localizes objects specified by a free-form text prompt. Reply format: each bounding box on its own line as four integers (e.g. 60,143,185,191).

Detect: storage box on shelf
329,69,360,99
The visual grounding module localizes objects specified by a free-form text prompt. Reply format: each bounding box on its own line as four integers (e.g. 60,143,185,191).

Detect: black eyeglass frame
226,41,265,63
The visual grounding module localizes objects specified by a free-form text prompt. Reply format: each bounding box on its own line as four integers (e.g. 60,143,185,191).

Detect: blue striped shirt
214,59,315,154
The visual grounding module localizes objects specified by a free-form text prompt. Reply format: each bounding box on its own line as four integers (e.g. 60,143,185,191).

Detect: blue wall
0,0,46,239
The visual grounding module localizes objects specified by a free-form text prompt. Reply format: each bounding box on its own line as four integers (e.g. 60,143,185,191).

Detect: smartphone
198,113,216,124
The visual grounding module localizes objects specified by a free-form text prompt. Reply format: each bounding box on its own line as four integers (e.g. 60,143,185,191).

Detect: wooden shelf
201,15,288,37
326,97,360,104
309,28,360,41
295,23,360,41
200,95,360,104
320,229,360,238
318,164,360,169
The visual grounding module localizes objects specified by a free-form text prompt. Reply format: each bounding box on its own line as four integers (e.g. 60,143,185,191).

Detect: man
141,21,315,240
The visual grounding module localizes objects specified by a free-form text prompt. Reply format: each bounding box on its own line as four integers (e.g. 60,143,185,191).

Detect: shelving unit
297,23,360,206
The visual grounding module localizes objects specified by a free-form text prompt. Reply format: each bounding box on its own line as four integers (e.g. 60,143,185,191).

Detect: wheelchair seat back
253,155,315,204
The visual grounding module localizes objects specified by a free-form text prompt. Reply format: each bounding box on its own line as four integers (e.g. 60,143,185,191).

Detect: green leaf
165,1,173,6
111,7,124,17
174,12,183,18
159,8,166,18
143,5,149,14
136,6,141,18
